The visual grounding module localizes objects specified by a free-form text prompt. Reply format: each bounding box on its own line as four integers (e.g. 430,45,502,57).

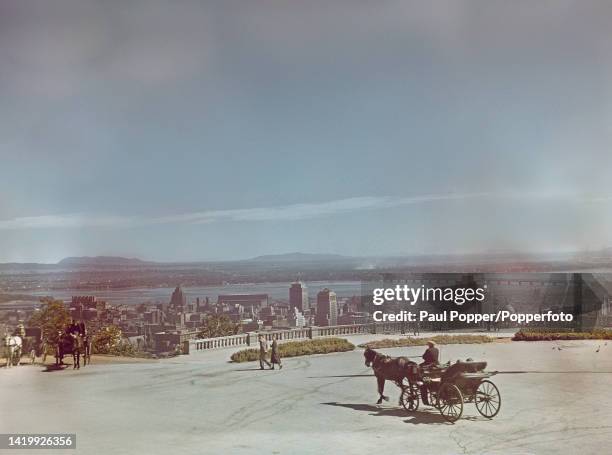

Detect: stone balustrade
189,321,407,352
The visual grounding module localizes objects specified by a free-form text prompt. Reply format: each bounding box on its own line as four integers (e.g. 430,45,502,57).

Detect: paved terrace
1,332,611,455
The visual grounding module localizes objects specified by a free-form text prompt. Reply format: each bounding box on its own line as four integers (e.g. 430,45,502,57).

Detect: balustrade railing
189,321,407,353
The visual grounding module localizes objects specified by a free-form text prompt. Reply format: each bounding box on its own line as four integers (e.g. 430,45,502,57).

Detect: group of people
258,334,282,370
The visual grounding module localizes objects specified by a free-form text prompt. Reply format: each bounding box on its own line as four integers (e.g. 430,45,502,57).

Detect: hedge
230,337,355,363
360,335,495,349
513,329,612,341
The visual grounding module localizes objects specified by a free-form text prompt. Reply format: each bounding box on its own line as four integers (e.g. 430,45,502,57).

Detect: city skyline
1,1,612,263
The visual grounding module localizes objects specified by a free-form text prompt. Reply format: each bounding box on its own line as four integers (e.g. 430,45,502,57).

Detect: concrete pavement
1,337,611,455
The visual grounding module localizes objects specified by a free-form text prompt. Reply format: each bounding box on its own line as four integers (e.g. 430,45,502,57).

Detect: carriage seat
441,361,487,381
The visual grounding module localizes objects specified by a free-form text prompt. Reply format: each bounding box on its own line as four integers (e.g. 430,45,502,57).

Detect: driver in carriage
420,340,439,368
66,319,79,336
419,341,440,406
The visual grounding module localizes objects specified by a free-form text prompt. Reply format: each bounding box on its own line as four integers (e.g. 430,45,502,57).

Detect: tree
28,298,71,346
198,314,239,338
92,325,123,354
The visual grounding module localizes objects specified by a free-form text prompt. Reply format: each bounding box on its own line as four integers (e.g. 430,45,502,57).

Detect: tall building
289,307,306,328
289,282,308,312
315,288,338,326
170,286,186,311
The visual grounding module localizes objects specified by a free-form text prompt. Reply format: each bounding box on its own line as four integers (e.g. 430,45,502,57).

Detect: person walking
258,334,272,370
270,335,282,370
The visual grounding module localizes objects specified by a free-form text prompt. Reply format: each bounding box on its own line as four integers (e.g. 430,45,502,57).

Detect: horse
82,335,92,366
53,332,89,369
71,333,85,369
55,332,74,366
364,347,419,405
3,334,23,367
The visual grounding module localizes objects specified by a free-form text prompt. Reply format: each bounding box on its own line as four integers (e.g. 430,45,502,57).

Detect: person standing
270,335,282,370
258,334,272,370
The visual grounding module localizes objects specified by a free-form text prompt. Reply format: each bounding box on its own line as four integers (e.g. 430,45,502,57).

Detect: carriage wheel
475,380,501,418
437,384,463,422
400,384,419,412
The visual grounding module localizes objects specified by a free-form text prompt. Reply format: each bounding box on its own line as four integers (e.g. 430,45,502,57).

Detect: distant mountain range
0,248,611,268
57,256,153,266
247,252,351,263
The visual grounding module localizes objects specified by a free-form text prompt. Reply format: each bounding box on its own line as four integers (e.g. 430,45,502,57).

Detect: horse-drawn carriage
54,332,92,369
364,348,501,423
400,360,501,422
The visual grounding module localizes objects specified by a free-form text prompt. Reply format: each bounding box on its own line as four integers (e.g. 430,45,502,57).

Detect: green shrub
230,337,355,363
360,335,495,349
513,329,612,341
92,325,123,354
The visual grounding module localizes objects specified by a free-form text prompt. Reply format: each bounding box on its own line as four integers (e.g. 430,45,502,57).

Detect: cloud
1,191,609,231
0,193,489,230
0,214,138,230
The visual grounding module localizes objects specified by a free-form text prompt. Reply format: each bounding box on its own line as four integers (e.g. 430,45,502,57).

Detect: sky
1,0,611,263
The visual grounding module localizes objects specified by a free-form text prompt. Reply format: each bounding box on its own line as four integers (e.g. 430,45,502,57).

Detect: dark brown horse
82,334,92,366
71,334,85,369
364,347,419,404
55,332,86,369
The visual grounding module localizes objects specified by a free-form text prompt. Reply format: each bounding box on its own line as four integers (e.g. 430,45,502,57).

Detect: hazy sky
1,0,611,263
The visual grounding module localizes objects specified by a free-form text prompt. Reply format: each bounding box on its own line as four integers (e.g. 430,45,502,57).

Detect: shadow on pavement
234,367,270,371
42,363,69,372
307,374,373,378
322,401,453,424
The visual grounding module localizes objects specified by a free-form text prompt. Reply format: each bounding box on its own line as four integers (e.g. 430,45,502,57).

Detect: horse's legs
376,375,389,404
395,380,405,405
